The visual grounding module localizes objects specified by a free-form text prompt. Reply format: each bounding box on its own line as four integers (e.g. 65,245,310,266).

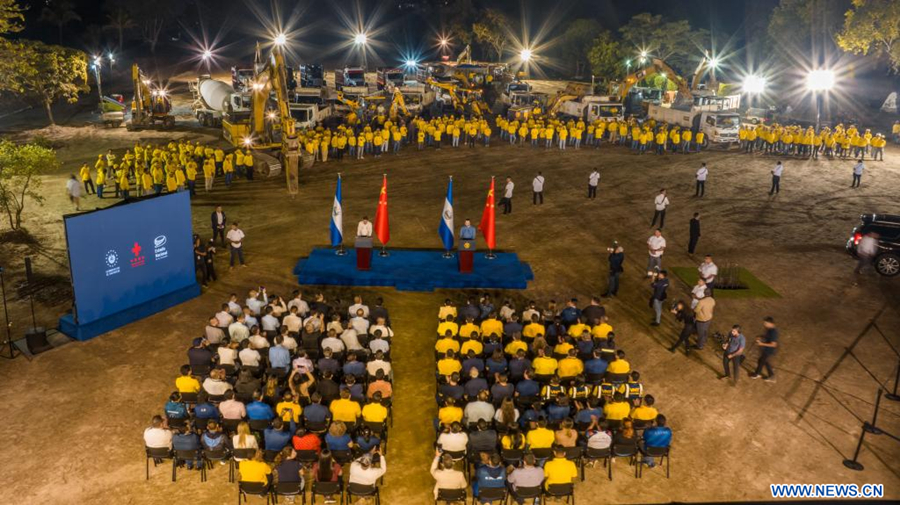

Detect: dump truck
557,95,625,123
335,67,366,90
100,94,126,127
376,67,405,90
190,76,233,127
299,64,324,88
647,95,742,146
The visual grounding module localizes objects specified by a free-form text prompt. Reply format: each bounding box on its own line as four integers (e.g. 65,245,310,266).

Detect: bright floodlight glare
108,52,113,59
354,33,367,45
640,50,648,58
243,137,253,147
625,59,631,66
807,69,835,91
202,49,212,60
520,49,533,62
439,38,448,47
742,75,766,94
405,59,417,67
158,89,167,97
274,33,287,46
709,57,720,69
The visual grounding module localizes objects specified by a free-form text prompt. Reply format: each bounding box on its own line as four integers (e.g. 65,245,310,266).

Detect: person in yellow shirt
78,163,94,195
543,446,578,489
631,394,658,422
607,350,631,375
186,161,198,196
459,317,480,340
437,350,462,378
275,392,302,424
243,149,254,179
175,365,200,393
655,130,667,155
95,165,106,198
522,315,545,342
151,164,164,195
213,148,225,173
592,317,614,341
437,398,463,428
238,450,272,484
435,331,461,356
504,335,528,357
871,133,885,161
567,318,589,338
329,389,361,424
480,315,503,338
362,394,389,423
203,159,215,192
174,167,186,191
525,418,555,449
532,348,558,377
165,169,178,193
557,349,584,379
438,300,457,321
603,392,631,421
119,169,131,200
141,170,153,195
437,315,459,337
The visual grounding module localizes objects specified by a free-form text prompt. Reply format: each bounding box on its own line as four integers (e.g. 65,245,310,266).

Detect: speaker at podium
355,236,373,270
458,239,475,273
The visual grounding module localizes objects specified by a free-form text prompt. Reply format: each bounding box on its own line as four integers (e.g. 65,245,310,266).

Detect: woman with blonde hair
555,418,578,448
232,422,258,461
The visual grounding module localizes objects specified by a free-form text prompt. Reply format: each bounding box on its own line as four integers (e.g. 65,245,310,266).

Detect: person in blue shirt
317,349,341,376
172,425,202,469
507,350,532,382
246,391,275,421
482,334,502,357
268,336,291,369
503,316,523,337
264,417,295,451
584,349,609,375
201,420,228,451
473,452,507,501
560,298,581,327
439,373,465,403
546,396,571,422
462,351,485,376
463,368,489,401
341,375,365,404
460,297,480,322
342,353,366,378
484,349,508,378
721,325,746,384
194,392,220,421
574,397,604,427
355,426,381,454
325,421,353,452
459,219,476,241
520,403,547,429
490,374,514,407
641,414,672,467
164,392,188,420
478,296,494,320
303,393,331,424
515,369,540,398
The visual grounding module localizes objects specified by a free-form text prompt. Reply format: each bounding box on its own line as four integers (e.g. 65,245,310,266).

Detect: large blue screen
64,192,196,325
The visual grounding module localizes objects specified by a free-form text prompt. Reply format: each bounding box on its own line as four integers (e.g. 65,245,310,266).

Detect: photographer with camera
668,300,695,355
603,244,625,297
720,325,746,384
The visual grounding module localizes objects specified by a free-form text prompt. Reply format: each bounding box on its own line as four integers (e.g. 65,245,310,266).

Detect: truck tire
875,253,900,277
701,136,710,149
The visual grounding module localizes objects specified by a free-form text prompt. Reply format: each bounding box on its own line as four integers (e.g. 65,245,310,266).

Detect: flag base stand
335,245,348,256
378,247,389,257
485,250,496,260
442,251,454,259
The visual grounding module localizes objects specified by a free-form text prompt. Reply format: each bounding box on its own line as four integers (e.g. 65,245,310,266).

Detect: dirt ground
1,118,899,504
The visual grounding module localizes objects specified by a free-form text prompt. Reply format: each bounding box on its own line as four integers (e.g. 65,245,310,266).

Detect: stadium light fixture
354,32,368,45
806,69,835,91
202,49,212,60
742,75,766,94
274,33,287,46
520,49,533,62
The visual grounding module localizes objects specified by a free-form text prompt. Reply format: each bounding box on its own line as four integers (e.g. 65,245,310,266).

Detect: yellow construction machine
126,63,175,130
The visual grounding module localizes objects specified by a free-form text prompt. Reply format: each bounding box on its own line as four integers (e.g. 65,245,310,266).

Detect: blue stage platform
293,248,533,291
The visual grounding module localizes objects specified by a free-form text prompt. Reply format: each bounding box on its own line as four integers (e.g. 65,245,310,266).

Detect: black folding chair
232,448,258,483
510,485,542,504
238,481,272,505
611,442,638,479
274,481,305,504
473,486,506,505
173,449,206,482
295,450,319,466
638,445,670,478
346,482,380,505
191,364,211,377
221,418,242,435
581,446,611,481
436,488,467,504
545,483,575,505
331,450,353,466
264,449,281,463
202,448,231,481
145,446,173,480
249,419,270,433
311,481,343,505
180,392,199,406
500,448,524,468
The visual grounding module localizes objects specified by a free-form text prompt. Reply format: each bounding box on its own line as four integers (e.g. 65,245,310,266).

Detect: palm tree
40,0,81,44
104,7,135,52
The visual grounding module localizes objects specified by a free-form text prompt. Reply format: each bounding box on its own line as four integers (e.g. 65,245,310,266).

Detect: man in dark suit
211,206,227,247
688,212,701,255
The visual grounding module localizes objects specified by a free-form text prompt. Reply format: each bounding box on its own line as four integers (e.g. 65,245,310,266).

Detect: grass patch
670,266,780,299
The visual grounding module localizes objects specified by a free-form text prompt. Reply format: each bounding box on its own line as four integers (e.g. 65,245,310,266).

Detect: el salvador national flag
439,178,454,250
330,176,343,247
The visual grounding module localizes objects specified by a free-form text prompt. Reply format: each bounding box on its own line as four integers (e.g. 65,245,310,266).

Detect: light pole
806,69,835,131
742,75,766,108
91,55,103,101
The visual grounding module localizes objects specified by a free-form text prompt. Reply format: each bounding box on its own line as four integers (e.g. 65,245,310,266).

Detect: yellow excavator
545,82,589,117
689,52,719,93
613,57,692,104
127,63,175,130
457,44,472,65
427,78,465,115
388,88,410,119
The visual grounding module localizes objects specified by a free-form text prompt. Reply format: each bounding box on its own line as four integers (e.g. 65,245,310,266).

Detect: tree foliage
0,0,24,34
618,13,709,73
587,30,624,82
6,41,88,124
837,0,900,73
103,3,135,52
560,18,602,78
472,8,510,62
40,0,82,45
0,140,59,231
767,0,846,63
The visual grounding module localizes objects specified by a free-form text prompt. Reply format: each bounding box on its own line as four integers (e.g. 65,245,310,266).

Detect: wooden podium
355,236,373,270
458,239,475,273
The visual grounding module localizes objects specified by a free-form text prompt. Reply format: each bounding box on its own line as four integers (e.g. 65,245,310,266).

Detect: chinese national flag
374,174,390,245
478,176,496,249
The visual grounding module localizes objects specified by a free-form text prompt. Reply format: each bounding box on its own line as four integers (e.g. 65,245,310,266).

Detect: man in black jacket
603,246,625,297
668,300,696,355
688,212,701,255
211,206,227,247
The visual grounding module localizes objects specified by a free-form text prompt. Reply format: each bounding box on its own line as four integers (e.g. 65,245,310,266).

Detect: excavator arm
689,52,718,92
547,94,580,117
617,58,692,103
389,89,409,119
427,78,464,114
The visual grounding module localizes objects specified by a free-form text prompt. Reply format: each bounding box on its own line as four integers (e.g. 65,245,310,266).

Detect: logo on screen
104,250,120,276
130,241,145,268
154,234,168,260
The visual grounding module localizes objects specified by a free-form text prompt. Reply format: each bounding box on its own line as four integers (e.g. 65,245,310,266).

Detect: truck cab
336,67,366,90
231,67,254,92
376,68,404,90
299,64,324,88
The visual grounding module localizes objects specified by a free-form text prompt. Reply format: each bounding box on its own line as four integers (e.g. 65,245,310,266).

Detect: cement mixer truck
190,76,234,127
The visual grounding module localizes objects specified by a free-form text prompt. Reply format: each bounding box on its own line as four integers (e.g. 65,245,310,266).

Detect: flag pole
378,173,389,257
443,175,454,259
335,173,347,255
485,175,496,259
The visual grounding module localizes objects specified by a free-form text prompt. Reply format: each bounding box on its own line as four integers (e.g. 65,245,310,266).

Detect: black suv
846,214,900,277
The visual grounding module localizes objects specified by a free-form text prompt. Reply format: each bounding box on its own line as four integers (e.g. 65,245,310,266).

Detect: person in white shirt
287,291,310,317
228,315,250,343
366,351,391,377
695,162,709,197
348,295,369,319
261,307,280,333
341,328,364,352
217,341,239,365
770,161,784,195
283,307,303,335
226,222,246,268
851,159,864,188
650,189,670,229
368,317,393,339
348,452,387,486
248,330,269,350
242,308,258,329
227,294,242,316
350,310,370,335
588,169,600,199
303,313,323,332
698,255,719,293
216,305,234,327
430,451,467,499
368,332,390,354
532,171,545,205
281,332,298,352
647,229,667,277
854,231,879,275
357,216,373,237
321,330,345,354
246,288,268,316
238,341,261,366
143,416,172,449
66,175,82,210
500,177,515,214
690,278,707,310
202,369,233,396
205,316,226,343
436,424,469,452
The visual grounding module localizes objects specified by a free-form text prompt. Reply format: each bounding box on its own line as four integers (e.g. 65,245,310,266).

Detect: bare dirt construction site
1,118,899,503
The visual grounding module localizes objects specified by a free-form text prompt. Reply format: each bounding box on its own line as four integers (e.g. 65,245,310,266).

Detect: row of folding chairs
238,480,382,505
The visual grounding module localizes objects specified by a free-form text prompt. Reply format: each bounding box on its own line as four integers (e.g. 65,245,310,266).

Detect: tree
472,8,510,62
120,0,184,54
560,18,602,78
40,0,81,45
0,0,24,34
618,13,709,73
0,140,59,231
7,41,88,124
587,30,624,83
767,0,846,64
837,0,900,73
103,5,135,51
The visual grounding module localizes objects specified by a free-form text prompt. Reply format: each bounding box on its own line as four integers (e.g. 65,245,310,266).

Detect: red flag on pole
374,174,390,245
478,176,496,250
